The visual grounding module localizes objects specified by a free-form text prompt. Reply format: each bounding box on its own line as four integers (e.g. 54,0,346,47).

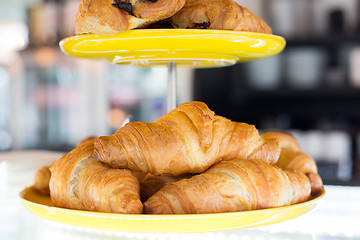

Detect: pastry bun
75,0,186,35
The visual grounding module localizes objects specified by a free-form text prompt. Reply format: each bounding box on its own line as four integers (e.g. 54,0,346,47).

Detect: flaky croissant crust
170,0,272,33
94,101,280,175
75,0,186,35
75,0,271,35
261,131,323,195
144,158,311,214
49,138,143,214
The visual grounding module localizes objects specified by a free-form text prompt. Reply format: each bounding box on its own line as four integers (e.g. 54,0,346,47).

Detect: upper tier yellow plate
59,29,286,68
20,186,324,233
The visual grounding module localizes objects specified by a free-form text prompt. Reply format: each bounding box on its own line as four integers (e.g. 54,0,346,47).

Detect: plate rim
60,29,286,41
59,29,286,67
20,186,325,220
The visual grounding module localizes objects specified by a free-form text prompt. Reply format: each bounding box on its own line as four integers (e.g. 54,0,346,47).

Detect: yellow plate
20,186,324,233
59,29,286,68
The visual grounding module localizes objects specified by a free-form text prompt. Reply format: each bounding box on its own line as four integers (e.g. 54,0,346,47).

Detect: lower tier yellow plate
59,29,286,68
20,186,324,233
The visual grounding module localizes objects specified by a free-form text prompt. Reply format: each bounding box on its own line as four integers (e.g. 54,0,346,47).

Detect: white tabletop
1,151,360,240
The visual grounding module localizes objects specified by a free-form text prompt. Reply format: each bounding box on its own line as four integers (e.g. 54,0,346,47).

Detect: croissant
140,173,193,201
170,0,272,34
33,137,98,196
261,131,323,195
144,158,311,214
34,166,52,195
75,0,185,35
94,101,280,175
49,137,143,214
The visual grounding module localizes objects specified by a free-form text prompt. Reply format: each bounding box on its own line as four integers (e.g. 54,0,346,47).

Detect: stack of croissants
34,101,323,215
75,0,272,35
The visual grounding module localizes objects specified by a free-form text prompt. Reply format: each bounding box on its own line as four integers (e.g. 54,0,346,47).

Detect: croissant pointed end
116,199,143,214
143,199,173,214
93,136,128,169
93,137,106,161
306,173,323,196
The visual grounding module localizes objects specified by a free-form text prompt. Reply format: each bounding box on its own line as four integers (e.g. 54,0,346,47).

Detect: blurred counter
1,151,360,240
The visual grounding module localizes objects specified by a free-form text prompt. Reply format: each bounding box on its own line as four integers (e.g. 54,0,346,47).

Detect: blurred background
0,0,360,187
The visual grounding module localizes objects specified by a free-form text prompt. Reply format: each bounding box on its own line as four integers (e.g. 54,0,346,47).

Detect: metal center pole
166,62,177,113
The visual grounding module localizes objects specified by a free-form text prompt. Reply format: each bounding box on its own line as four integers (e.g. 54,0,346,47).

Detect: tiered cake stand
58,29,286,112
20,29,325,233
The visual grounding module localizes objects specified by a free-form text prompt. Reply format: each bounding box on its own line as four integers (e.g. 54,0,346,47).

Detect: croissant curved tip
143,199,173,214
306,172,323,195
116,199,143,214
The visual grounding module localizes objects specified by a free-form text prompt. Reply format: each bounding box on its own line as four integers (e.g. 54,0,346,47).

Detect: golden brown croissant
75,0,185,35
261,131,323,195
144,158,311,214
140,173,193,201
94,101,280,175
170,0,272,34
33,137,98,196
34,166,52,195
49,137,143,214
